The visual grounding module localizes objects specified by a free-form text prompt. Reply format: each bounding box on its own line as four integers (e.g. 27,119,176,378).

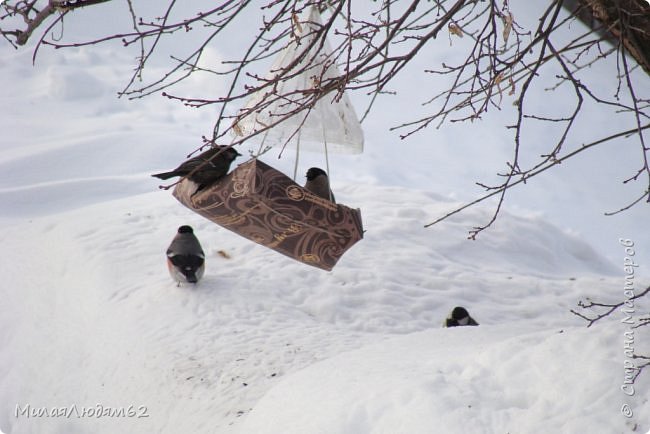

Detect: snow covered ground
2,180,647,434
1,3,649,434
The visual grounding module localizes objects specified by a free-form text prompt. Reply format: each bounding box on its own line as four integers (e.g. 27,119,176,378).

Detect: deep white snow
1,3,649,434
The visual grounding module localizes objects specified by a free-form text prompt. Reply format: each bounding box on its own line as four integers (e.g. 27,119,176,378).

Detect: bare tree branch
570,285,650,327
425,123,650,229
1,0,648,251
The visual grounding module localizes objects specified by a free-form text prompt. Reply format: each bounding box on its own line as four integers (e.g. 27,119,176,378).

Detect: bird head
306,167,328,181
451,306,470,321
218,145,242,161
178,225,194,234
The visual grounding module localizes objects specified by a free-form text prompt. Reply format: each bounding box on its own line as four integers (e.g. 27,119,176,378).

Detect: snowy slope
239,325,639,434
1,3,649,433
1,182,648,434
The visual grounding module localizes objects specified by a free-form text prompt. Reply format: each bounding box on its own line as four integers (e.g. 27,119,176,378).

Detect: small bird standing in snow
152,145,241,191
166,225,205,286
304,167,336,203
444,306,479,327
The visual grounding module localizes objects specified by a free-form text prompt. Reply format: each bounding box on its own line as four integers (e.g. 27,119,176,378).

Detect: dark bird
304,167,335,203
166,225,205,285
444,306,479,327
152,145,241,191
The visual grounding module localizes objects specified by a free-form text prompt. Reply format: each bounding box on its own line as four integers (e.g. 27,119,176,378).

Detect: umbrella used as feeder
233,5,364,176
171,6,364,270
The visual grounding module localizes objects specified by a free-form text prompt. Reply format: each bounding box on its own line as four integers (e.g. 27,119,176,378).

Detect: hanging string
293,127,301,181
324,135,330,180
318,3,332,194
255,127,270,158
321,114,332,201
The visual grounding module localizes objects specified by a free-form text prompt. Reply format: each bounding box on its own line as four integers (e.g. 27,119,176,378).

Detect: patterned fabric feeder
172,158,363,271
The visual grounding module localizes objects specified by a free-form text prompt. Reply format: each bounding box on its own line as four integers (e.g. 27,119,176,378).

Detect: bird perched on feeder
304,167,335,203
152,145,241,191
444,306,479,327
166,225,205,286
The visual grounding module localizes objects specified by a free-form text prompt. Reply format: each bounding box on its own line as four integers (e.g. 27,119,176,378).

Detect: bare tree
2,0,648,235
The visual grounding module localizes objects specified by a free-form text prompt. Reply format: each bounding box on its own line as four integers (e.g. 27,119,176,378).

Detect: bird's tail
185,269,198,283
152,171,176,180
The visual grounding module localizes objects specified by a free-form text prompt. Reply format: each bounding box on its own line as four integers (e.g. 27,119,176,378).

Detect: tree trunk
578,0,650,75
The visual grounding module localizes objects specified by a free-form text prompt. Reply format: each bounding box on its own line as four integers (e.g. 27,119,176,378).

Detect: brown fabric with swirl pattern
172,158,363,271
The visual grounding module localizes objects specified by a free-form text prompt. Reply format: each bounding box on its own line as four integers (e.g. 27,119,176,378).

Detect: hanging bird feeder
172,158,363,271
171,6,365,270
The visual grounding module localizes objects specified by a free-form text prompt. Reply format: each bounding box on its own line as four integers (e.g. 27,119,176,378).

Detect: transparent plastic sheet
234,6,364,155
